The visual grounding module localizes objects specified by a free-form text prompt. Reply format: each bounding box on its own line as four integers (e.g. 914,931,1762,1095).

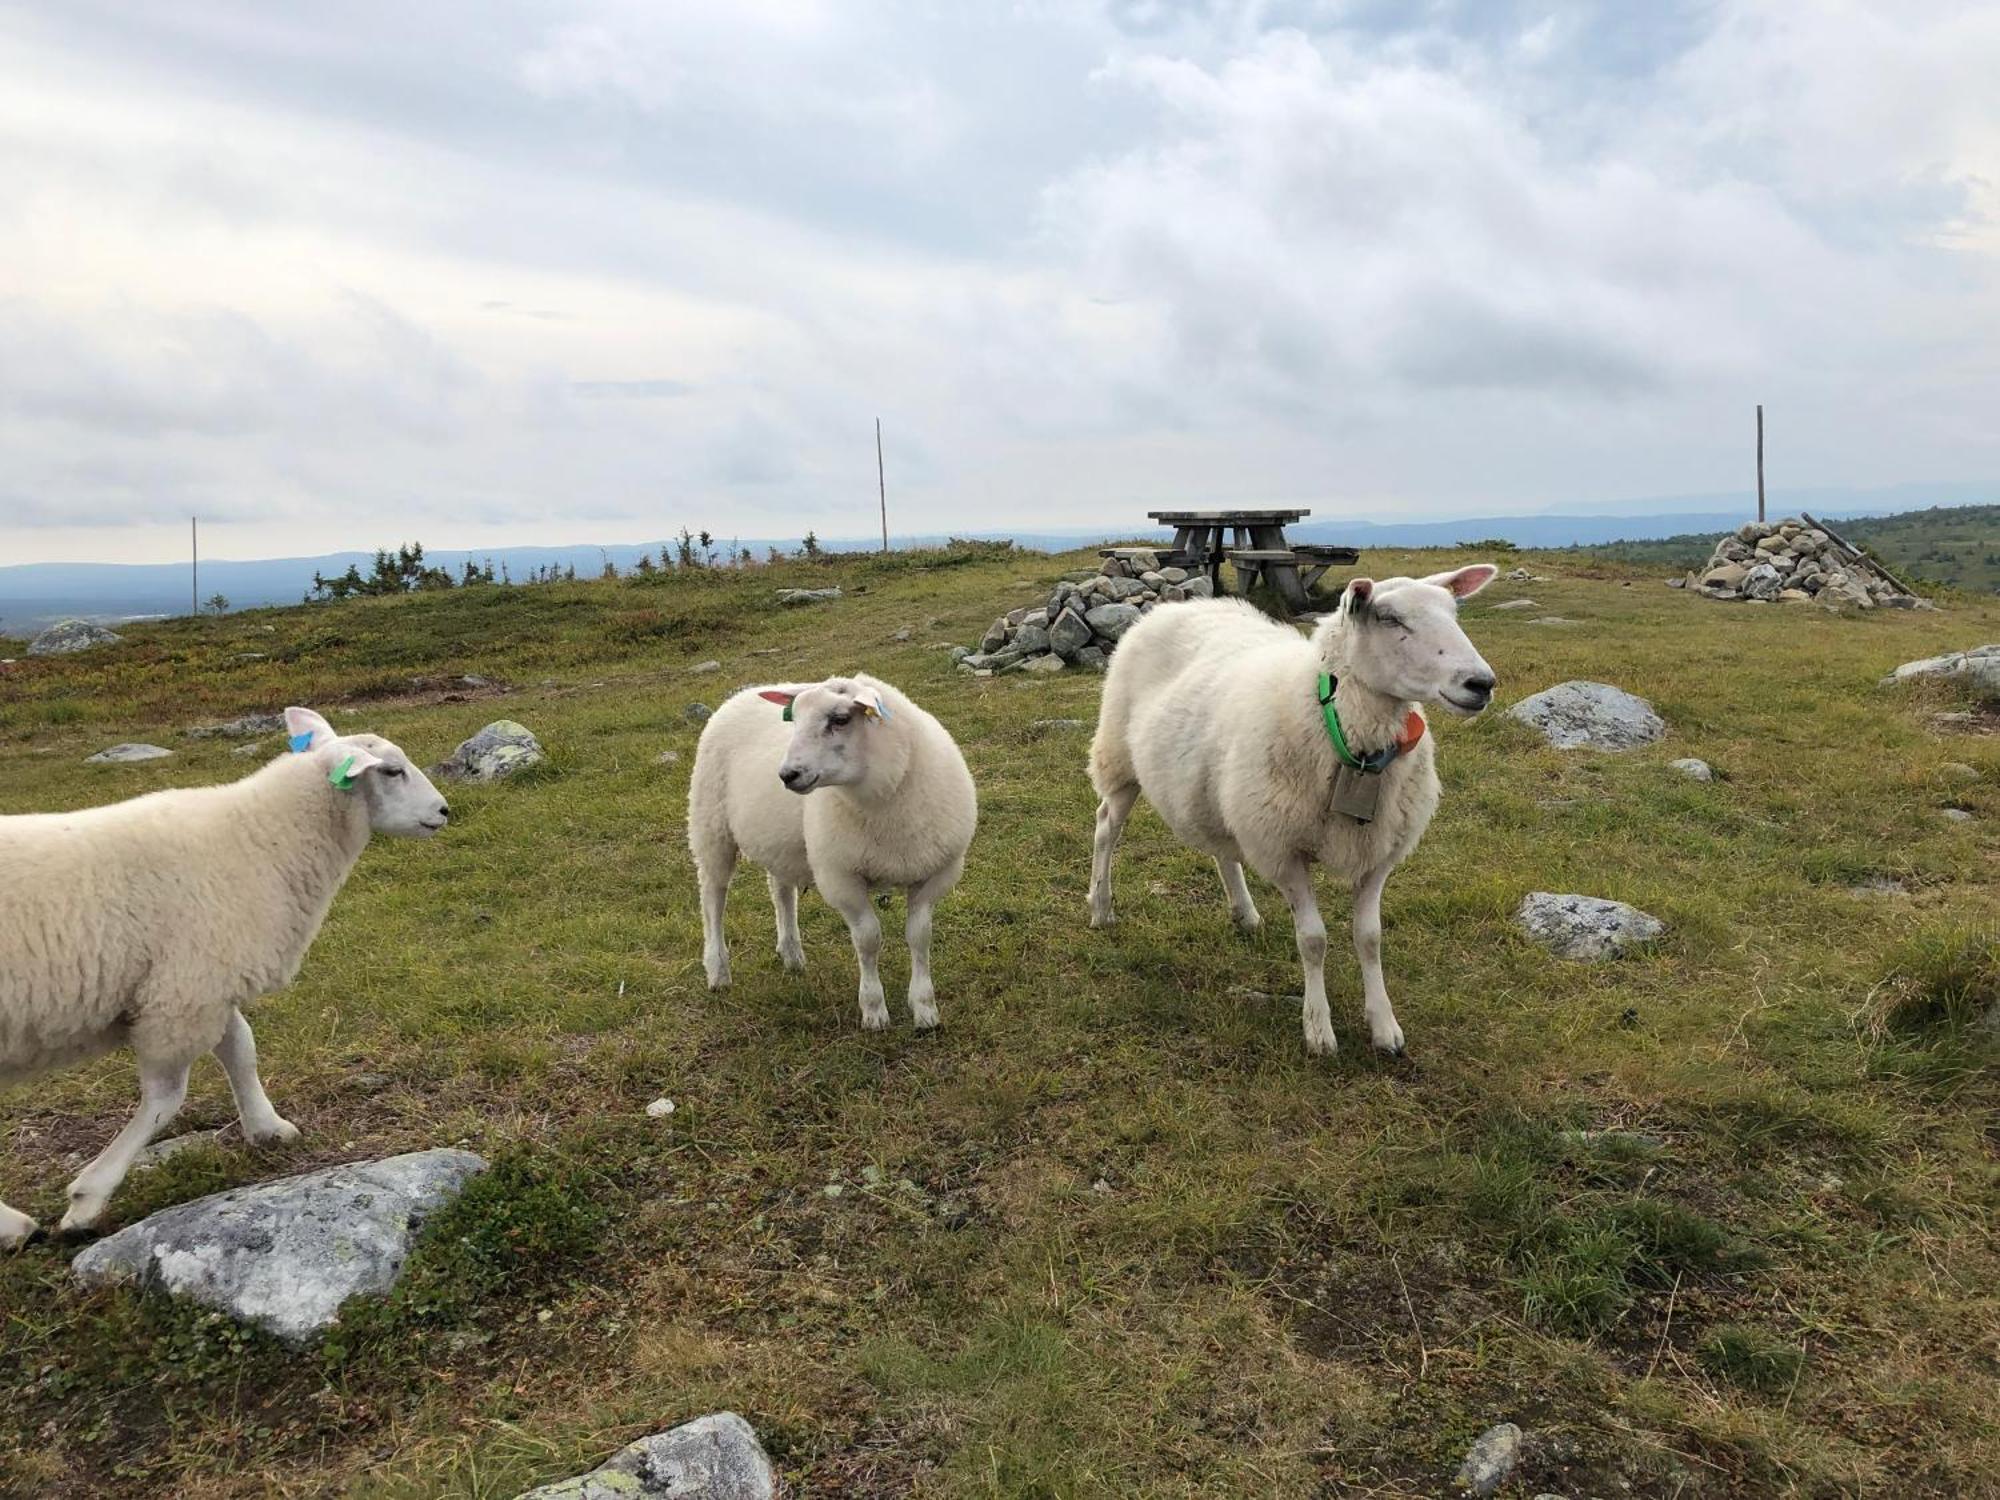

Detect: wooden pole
876,417,888,552
191,516,198,617
1755,404,1765,524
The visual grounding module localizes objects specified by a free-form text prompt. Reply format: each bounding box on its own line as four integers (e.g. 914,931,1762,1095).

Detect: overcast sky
2,2,1997,564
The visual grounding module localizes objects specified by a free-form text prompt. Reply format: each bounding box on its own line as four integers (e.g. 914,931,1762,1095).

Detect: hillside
1570,504,2000,593
1,547,1996,1498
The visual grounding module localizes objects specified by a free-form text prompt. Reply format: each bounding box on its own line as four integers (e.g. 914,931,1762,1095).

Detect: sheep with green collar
1087,570,1498,1056
0,708,449,1249
688,674,978,1032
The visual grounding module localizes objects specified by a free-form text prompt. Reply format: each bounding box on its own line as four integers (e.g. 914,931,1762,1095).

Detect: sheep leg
0,1200,36,1252
214,1009,300,1144
904,863,960,1031
1270,858,1336,1056
1215,856,1262,931
60,1059,190,1234
1088,782,1140,928
821,874,890,1030
1352,867,1404,1055
768,874,806,971
697,845,738,990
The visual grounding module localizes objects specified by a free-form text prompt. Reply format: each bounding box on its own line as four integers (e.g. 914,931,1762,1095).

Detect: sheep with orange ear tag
687,674,977,1031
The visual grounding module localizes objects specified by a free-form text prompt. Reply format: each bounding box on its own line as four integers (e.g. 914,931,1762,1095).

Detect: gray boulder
27,619,123,656
1100,575,1149,603
72,1149,488,1342
1454,1422,1523,1496
1490,599,1538,612
1076,646,1108,671
1518,892,1665,959
437,720,546,781
979,617,1010,653
1669,757,1715,782
683,703,713,725
1883,644,2000,701
1019,653,1065,674
1508,681,1664,751
1181,576,1215,599
1013,623,1051,655
1742,562,1785,601
188,712,285,740
773,587,841,606
513,1412,775,1500
1047,608,1093,660
85,743,174,764
1083,602,1142,642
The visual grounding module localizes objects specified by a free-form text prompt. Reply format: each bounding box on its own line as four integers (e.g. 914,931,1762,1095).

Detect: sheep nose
437,804,450,819
778,766,803,787
1464,673,1496,696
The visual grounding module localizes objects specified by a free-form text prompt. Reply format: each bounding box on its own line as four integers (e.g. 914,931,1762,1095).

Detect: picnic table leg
1206,527,1225,595
1269,564,1310,613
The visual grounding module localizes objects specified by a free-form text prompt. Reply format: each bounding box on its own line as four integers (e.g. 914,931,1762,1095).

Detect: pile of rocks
956,550,1213,676
1686,517,1928,609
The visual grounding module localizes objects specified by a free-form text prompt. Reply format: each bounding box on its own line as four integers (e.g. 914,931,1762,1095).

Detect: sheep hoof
706,969,732,992
1232,910,1263,933
1089,908,1117,929
1303,1025,1339,1057
777,947,806,972
0,1210,39,1253
911,1001,940,1030
860,1004,891,1031
1370,1020,1407,1056
247,1118,301,1146
56,1205,105,1240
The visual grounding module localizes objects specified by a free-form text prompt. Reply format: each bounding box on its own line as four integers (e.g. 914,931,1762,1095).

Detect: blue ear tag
328,754,358,791
289,731,314,753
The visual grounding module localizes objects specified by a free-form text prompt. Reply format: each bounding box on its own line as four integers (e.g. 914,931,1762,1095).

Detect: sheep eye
828,712,852,729
380,765,405,778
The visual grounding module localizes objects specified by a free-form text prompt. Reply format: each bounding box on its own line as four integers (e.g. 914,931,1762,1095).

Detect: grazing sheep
1088,569,1497,1055
0,708,448,1248
688,674,977,1031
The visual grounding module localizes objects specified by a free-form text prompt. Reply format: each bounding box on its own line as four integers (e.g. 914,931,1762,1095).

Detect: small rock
1517,892,1664,959
688,660,721,674
980,617,1010,652
436,721,546,782
1020,653,1065,674
1030,719,1087,732
1076,646,1108,671
1508,682,1665,751
1938,762,1981,783
645,1097,676,1118
774,587,841,606
1530,616,1578,626
1014,623,1051,655
1101,575,1149,603
231,742,269,757
511,1411,776,1500
1083,602,1142,642
72,1150,487,1342
683,703,713,725
1942,808,1973,823
1181,575,1214,599
1848,876,1908,897
1491,599,1538,611
132,1129,229,1172
1670,757,1714,782
654,750,681,765
1048,608,1093,660
27,619,123,656
1160,566,1189,584
85,743,174,764
1455,1423,1523,1496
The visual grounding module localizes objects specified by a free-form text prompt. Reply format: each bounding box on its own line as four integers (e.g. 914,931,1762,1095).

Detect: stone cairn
1683,516,1929,610
955,549,1214,676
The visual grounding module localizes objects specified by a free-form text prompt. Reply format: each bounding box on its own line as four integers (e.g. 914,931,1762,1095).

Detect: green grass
2,544,1997,1497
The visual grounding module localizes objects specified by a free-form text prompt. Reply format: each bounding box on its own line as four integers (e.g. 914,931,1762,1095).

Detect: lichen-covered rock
513,1413,776,1500
1491,599,1538,611
1455,1422,1523,1496
71,1150,487,1342
1083,602,1142,642
1048,608,1092,660
1508,682,1664,750
1670,757,1714,782
1518,892,1665,959
773,587,841,606
27,619,123,656
187,712,285,740
437,720,545,781
85,743,174,764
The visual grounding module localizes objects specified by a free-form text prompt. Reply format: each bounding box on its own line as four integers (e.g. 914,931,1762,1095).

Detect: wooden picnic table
1139,508,1358,613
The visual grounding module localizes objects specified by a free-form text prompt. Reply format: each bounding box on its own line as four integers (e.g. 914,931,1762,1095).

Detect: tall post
876,417,888,553
191,516,199,617
1755,404,1765,524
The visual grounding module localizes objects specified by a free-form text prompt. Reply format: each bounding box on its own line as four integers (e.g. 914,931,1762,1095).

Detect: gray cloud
1,2,1997,563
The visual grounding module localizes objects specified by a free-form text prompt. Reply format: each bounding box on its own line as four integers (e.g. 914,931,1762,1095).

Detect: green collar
1318,673,1425,774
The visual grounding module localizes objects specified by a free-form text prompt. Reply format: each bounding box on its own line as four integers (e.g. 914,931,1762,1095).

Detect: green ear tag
329,755,358,791
781,703,793,722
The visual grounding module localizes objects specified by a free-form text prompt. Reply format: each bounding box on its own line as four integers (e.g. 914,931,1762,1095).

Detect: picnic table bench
1127,509,1358,612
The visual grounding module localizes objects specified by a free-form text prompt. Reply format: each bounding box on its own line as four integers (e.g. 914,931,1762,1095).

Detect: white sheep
0,708,449,1248
688,674,977,1031
1088,568,1498,1055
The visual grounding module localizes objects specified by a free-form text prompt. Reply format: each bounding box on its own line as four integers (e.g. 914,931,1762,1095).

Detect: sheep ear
285,707,338,753
1343,578,1376,617
326,745,385,791
1426,564,1499,599
855,688,892,722
756,687,803,708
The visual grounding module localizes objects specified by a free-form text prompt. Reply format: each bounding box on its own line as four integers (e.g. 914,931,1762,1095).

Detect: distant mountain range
2,483,1991,634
